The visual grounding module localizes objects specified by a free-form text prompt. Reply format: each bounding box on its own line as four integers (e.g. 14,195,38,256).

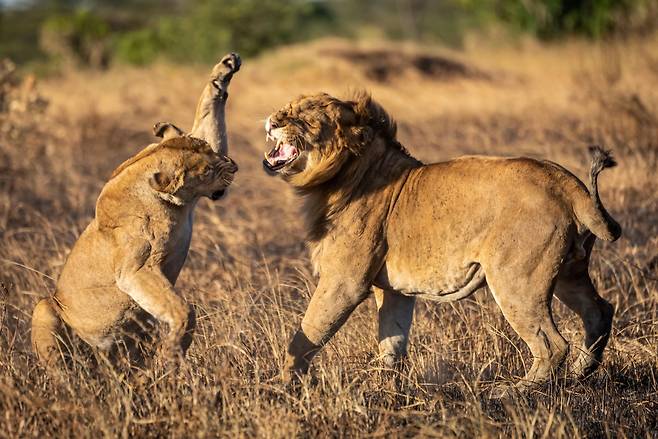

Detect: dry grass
1,36,657,438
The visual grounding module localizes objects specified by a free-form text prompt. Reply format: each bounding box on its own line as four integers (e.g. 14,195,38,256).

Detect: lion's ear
355,126,373,145
345,126,373,154
149,170,185,205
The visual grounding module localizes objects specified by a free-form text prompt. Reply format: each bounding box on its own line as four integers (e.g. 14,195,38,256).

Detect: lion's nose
225,156,238,172
266,117,280,135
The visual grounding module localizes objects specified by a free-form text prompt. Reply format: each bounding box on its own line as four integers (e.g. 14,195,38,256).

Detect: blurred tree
114,0,334,64
1,0,657,69
40,9,110,68
461,0,658,39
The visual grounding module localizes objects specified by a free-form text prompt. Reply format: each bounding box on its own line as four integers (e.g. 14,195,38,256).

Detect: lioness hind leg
554,268,613,379
374,287,415,368
31,298,65,365
180,304,196,355
487,276,568,397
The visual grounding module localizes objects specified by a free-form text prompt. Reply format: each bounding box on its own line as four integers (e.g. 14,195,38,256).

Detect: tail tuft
588,145,617,177
585,145,621,242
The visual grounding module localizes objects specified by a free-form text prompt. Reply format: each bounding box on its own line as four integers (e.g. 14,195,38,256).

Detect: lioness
262,92,621,396
31,53,241,365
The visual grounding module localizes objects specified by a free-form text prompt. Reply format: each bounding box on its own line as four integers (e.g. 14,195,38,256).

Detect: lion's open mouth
263,135,299,172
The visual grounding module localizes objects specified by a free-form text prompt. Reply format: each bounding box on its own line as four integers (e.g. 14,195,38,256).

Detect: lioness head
149,137,238,205
263,92,397,188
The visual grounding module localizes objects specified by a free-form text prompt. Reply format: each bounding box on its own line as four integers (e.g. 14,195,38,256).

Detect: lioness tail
31,298,65,365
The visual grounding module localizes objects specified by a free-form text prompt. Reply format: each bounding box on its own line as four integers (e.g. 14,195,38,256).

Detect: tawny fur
264,92,621,397
30,54,241,367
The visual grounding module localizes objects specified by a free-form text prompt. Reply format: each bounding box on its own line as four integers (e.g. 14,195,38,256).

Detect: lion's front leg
374,287,415,368
284,278,370,379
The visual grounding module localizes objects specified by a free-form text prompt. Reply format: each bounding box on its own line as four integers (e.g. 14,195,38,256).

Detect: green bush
113,28,164,66
113,0,333,65
463,0,655,39
40,9,110,67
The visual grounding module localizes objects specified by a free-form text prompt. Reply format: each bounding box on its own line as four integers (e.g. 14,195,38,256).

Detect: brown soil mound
321,47,490,82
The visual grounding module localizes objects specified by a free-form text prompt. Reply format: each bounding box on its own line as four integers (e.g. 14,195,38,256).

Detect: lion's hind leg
31,298,66,366
554,242,614,379
486,271,569,398
374,287,415,368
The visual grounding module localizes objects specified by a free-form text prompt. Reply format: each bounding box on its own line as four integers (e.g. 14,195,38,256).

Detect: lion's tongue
268,143,297,165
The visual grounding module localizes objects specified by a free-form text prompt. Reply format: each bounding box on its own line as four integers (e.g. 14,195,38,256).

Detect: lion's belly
375,256,486,301
375,231,488,301
377,165,493,300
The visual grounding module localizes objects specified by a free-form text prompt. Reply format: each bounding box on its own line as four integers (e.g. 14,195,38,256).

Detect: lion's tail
572,146,622,242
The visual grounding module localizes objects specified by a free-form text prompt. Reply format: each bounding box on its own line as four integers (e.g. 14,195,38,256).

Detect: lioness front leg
117,270,196,358
190,52,241,154
285,278,370,379
374,287,415,368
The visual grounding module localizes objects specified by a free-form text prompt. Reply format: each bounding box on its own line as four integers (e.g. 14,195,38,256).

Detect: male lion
31,53,241,366
262,92,621,396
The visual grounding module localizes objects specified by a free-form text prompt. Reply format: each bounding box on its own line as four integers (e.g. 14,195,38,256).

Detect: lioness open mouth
210,189,226,200
263,135,299,172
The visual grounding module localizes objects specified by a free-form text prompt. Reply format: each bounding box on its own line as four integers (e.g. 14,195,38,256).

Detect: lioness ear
149,170,185,205
149,171,171,192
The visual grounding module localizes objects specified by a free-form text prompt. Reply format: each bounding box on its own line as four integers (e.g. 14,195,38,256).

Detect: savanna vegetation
1,1,657,438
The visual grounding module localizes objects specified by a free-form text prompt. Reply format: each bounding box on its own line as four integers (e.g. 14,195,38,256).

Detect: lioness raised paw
210,52,241,96
190,52,241,154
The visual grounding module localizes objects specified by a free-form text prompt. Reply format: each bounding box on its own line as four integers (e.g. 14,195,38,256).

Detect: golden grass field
1,36,657,437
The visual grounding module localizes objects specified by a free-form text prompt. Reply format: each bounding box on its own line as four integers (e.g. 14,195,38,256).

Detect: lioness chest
160,204,196,283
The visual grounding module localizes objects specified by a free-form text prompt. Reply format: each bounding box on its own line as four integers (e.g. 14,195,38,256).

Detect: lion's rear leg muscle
487,273,568,395
285,279,369,377
31,298,65,365
374,287,415,367
554,261,613,378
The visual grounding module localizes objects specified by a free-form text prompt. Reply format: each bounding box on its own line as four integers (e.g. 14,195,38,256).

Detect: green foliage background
1,0,656,69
